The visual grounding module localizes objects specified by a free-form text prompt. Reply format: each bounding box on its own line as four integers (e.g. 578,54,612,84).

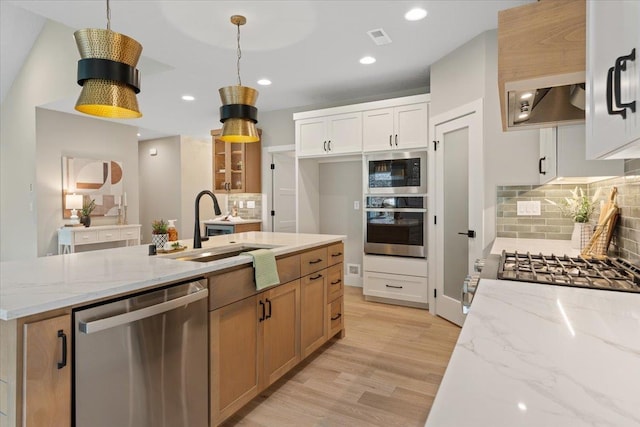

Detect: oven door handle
365,208,427,213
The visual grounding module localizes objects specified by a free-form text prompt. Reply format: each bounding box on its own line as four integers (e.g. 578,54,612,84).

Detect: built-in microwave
365,151,427,194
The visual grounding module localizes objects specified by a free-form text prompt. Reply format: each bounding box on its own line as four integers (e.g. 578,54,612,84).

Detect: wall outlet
238,201,244,208
247,200,255,209
517,201,541,216
354,201,360,210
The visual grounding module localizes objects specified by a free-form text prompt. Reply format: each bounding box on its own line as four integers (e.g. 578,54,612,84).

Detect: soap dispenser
167,219,178,241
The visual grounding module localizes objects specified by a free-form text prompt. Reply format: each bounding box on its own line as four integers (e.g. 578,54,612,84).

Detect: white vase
571,223,592,250
152,233,168,249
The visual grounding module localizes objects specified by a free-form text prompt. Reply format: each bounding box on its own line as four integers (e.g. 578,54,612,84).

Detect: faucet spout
193,190,222,249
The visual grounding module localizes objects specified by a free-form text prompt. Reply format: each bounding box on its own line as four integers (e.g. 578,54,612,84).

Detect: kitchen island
425,278,640,426
0,232,345,427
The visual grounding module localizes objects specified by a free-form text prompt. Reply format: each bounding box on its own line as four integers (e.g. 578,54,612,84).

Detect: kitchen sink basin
171,245,274,263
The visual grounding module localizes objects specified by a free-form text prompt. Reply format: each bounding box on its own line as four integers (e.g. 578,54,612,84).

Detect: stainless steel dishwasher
74,279,209,427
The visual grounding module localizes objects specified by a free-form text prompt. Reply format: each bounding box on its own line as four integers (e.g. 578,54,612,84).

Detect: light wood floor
221,286,461,427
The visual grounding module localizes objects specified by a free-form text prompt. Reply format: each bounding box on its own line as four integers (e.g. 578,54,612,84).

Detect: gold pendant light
74,0,142,118
218,15,259,143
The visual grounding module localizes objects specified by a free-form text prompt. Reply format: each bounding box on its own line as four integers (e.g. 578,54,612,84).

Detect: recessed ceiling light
137,133,141,137
405,8,427,21
181,95,195,101
257,79,272,86
520,92,533,100
359,56,376,65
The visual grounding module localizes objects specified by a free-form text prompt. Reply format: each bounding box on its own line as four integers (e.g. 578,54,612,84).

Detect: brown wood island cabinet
208,242,345,426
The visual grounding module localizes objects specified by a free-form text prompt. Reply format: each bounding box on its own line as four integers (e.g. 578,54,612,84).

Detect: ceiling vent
367,28,392,45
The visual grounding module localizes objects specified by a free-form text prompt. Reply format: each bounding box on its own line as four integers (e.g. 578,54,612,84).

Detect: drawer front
74,230,98,245
327,264,343,302
98,229,120,242
363,271,428,303
120,228,140,240
327,242,344,266
300,247,328,277
276,254,301,284
328,296,344,338
208,266,257,311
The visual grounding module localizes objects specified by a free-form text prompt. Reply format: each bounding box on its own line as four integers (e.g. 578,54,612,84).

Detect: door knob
458,230,476,238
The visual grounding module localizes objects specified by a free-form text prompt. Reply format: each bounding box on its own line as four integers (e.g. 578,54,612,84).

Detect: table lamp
66,194,83,225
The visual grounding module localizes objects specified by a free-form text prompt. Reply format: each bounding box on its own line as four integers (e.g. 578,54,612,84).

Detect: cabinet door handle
265,298,272,320
385,284,403,289
259,300,265,322
330,279,342,286
331,313,342,321
324,141,327,151
309,258,323,264
328,140,332,151
607,66,627,118
395,134,398,146
57,330,67,369
538,157,546,175
331,252,343,257
614,48,637,114
389,135,393,146
310,274,323,281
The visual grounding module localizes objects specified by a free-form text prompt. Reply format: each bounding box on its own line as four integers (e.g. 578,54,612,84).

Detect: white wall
430,30,540,252
1,20,84,260
180,135,215,240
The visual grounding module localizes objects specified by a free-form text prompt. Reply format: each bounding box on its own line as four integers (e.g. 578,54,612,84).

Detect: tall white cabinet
586,0,639,159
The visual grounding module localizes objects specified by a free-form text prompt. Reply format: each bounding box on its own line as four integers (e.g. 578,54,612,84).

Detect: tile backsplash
496,159,639,262
227,193,263,220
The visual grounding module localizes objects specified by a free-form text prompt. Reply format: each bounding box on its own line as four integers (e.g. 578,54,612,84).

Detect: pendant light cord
236,22,242,86
106,0,111,30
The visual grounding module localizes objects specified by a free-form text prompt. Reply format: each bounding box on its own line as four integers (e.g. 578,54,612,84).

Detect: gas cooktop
497,251,640,293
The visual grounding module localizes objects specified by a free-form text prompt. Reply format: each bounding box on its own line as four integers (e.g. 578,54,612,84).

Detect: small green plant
81,199,96,217
546,187,601,223
171,241,181,249
152,219,169,234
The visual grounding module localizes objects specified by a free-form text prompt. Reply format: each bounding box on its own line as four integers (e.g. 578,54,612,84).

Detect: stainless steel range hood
508,84,585,129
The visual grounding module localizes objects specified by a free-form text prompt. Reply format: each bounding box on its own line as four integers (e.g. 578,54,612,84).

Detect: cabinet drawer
328,297,344,338
208,267,257,311
98,229,120,242
327,242,344,266
74,231,98,244
300,247,328,276
363,271,428,304
120,228,139,240
327,264,343,303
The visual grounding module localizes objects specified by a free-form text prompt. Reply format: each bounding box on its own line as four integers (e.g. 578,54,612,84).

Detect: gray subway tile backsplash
496,159,639,262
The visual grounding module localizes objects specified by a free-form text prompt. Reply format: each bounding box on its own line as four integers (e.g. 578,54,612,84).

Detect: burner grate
498,251,640,293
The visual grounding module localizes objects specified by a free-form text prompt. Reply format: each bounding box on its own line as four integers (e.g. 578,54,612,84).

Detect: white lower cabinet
362,254,428,306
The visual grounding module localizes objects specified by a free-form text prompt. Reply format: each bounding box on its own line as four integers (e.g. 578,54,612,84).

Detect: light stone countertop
203,217,262,225
425,278,640,427
0,232,344,321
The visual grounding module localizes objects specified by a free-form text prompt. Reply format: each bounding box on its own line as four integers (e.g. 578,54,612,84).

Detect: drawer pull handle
331,313,342,321
259,300,265,322
310,274,323,281
57,330,67,369
385,284,403,289
309,258,323,264
330,279,342,285
331,252,343,257
265,298,272,320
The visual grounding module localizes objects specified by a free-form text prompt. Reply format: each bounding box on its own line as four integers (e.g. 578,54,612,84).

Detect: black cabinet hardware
57,330,67,369
538,157,546,175
458,230,476,238
259,300,265,322
385,284,403,289
331,313,342,321
309,258,323,264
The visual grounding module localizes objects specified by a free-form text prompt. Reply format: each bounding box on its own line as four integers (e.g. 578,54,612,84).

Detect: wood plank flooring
221,286,461,427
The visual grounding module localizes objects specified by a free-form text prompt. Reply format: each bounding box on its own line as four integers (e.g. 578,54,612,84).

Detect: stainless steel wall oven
365,196,427,258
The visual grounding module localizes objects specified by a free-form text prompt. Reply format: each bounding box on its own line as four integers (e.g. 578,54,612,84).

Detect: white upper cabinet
539,125,624,184
295,112,362,158
586,0,640,159
363,103,428,152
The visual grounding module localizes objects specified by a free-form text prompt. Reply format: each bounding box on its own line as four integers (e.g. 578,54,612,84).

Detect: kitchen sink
170,244,275,263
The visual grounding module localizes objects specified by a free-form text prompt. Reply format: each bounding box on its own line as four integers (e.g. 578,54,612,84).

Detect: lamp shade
218,85,259,143
66,194,83,210
74,28,142,118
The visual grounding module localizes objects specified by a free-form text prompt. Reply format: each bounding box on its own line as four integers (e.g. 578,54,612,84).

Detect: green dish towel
246,249,280,291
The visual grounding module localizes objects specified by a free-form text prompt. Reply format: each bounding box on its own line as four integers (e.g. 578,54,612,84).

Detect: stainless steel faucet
193,190,222,249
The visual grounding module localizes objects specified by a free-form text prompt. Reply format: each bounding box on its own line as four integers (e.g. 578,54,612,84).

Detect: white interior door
431,100,483,326
271,151,296,232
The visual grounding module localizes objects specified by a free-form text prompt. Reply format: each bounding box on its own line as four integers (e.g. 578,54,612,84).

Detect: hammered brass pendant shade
74,28,142,118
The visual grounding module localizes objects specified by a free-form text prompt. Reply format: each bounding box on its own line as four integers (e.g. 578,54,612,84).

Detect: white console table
58,224,141,254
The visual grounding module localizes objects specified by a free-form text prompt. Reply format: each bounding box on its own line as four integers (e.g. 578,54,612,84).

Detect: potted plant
547,187,601,249
151,219,169,249
80,198,96,227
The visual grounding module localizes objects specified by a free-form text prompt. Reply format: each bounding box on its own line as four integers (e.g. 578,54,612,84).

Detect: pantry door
270,149,296,232
430,99,483,326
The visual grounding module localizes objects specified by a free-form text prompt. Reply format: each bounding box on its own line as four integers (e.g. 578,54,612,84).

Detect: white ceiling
2,0,533,140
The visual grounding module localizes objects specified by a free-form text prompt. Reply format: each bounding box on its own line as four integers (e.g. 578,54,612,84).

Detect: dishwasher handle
79,287,209,334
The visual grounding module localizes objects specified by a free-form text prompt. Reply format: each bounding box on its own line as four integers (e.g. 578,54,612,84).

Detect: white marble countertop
491,237,580,257
0,232,343,321
203,217,262,224
425,279,640,427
